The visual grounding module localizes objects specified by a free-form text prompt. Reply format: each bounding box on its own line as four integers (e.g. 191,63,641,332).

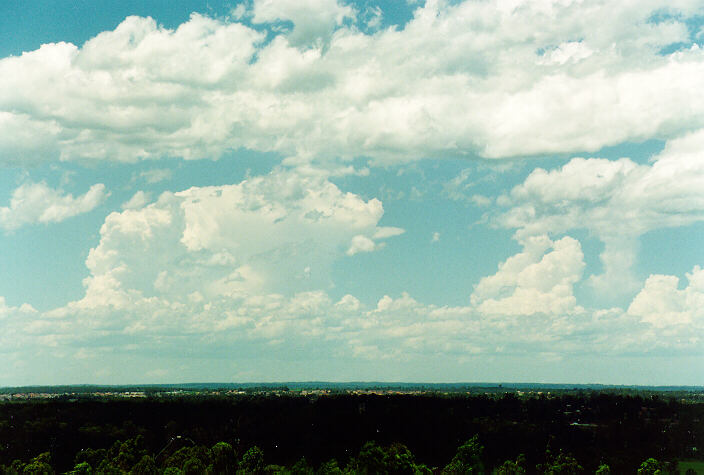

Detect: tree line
0,433,681,474
0,392,702,473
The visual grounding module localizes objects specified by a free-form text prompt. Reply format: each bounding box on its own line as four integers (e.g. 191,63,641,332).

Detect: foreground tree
240,446,265,474
637,458,663,475
538,449,583,475
595,463,610,474
442,435,485,474
211,442,237,474
497,454,527,474
129,455,158,475
20,453,54,475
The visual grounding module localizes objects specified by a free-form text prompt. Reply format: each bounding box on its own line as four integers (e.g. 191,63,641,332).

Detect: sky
1,0,703,386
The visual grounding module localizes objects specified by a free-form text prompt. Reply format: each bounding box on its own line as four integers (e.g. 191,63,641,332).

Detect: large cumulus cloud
496,130,704,298
1,0,703,165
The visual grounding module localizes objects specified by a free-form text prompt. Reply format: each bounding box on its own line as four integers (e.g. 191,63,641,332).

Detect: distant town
2,382,704,401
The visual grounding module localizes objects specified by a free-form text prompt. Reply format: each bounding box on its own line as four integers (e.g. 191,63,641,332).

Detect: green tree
94,460,123,475
595,463,610,474
383,443,418,475
182,457,205,475
240,446,265,474
497,454,526,474
347,441,387,474
291,457,314,474
442,435,485,474
317,459,343,475
130,455,159,475
538,450,582,475
211,442,237,474
7,459,27,474
69,462,93,474
74,448,107,470
22,452,54,475
637,458,662,475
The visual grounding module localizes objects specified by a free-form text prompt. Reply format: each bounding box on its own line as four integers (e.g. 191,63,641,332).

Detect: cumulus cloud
0,181,107,231
346,226,404,255
628,266,704,329
346,235,379,255
121,190,151,210
471,235,585,316
0,296,41,374
251,0,355,46
7,236,704,384
496,131,704,299
1,2,703,165
67,167,395,311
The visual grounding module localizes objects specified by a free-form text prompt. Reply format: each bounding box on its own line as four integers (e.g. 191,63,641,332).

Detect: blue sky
1,0,704,386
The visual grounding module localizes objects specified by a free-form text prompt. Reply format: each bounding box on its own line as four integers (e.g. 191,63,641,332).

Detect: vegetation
0,391,702,474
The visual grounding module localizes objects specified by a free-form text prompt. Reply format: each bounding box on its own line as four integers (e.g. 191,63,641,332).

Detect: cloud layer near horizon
1,0,704,165
2,165,702,384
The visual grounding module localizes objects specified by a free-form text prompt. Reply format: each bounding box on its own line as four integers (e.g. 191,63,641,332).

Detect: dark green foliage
497,454,526,474
74,448,106,469
111,436,148,471
21,452,54,475
316,459,343,474
442,435,485,474
262,464,287,474
162,445,212,474
595,463,610,474
240,446,265,474
345,441,431,475
130,455,158,475
290,457,314,474
637,458,663,475
182,456,205,475
347,441,387,474
538,450,583,475
69,462,92,474
1,393,703,474
5,459,28,474
211,441,237,474
94,459,123,475
383,443,419,474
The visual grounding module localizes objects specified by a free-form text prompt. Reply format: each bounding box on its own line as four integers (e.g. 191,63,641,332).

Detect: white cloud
252,0,355,46
1,2,703,165
470,194,491,207
537,41,593,65
121,190,151,210
373,226,405,239
363,6,383,30
346,234,378,255
7,252,704,383
347,225,404,254
139,168,172,184
628,266,704,329
71,167,393,310
0,181,107,231
497,131,704,298
471,235,585,316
